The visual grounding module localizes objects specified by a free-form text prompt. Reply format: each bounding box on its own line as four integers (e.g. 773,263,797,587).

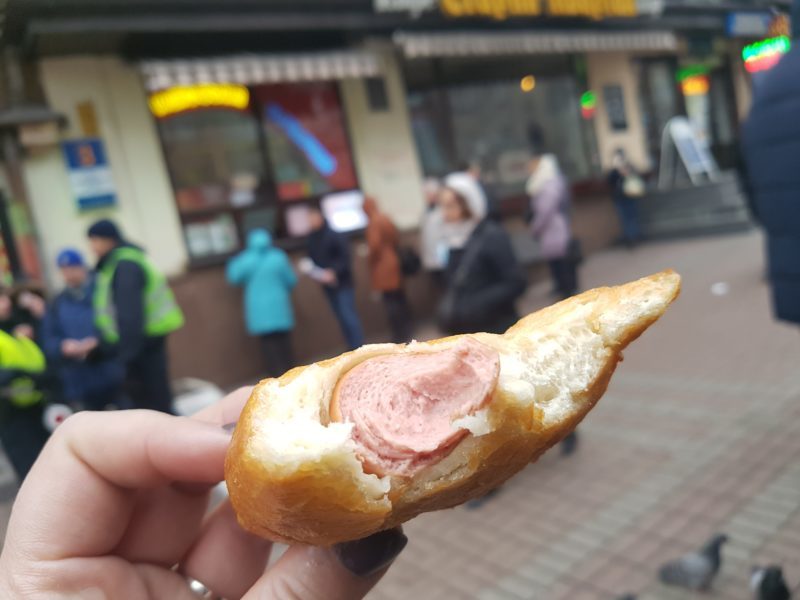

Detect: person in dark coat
607,148,643,247
40,249,124,410
87,220,184,414
742,14,800,326
306,208,365,349
437,178,526,336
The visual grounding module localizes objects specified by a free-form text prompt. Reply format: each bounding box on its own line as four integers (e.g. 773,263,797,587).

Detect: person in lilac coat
527,153,579,300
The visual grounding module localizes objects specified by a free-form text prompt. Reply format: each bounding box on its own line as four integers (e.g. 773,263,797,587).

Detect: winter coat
226,230,298,335
743,45,800,325
439,220,527,335
528,173,572,260
307,224,354,289
364,198,402,292
40,280,124,402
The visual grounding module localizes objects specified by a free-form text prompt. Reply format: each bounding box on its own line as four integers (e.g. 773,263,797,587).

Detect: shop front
141,55,372,265
22,47,427,387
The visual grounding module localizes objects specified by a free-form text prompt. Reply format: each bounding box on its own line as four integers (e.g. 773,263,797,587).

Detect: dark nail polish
222,422,237,433
334,528,408,577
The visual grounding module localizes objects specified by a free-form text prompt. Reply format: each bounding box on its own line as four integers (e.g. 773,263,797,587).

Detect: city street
372,230,800,600
0,230,799,600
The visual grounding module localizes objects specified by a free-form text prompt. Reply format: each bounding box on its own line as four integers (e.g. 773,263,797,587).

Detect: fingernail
333,528,407,577
222,422,237,433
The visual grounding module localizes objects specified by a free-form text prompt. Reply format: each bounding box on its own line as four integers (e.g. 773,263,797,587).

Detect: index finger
191,385,253,427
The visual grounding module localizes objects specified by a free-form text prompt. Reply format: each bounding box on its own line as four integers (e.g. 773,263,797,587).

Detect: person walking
0,287,50,480
87,220,184,414
306,207,365,350
40,249,124,411
608,148,644,247
437,175,526,336
742,5,800,327
363,196,413,344
226,229,298,378
527,153,579,300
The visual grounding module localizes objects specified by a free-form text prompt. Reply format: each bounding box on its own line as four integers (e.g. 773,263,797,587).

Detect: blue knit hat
56,248,85,268
87,219,123,241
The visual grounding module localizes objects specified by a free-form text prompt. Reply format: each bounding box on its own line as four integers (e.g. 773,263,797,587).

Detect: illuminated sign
148,84,250,118
440,0,542,19
680,75,709,97
265,103,338,177
547,0,637,20
742,36,791,74
580,90,597,119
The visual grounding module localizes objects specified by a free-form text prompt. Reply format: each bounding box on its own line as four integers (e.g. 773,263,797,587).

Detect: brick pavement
371,231,800,600
0,231,798,600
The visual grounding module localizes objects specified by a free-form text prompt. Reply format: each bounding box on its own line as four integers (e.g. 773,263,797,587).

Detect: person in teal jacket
226,229,298,377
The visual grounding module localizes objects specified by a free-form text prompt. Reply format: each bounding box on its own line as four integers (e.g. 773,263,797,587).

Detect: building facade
0,0,788,386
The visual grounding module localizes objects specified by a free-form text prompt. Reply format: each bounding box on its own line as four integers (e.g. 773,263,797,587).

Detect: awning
394,31,679,59
140,50,381,92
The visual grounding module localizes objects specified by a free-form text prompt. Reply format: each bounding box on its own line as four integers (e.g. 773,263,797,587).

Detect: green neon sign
676,65,708,83
742,36,791,62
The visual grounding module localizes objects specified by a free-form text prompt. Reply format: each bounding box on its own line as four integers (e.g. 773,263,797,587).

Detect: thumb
243,528,407,600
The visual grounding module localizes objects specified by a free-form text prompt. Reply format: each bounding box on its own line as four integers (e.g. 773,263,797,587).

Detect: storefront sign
580,90,597,119
437,0,637,20
547,0,637,20
742,36,791,73
677,66,710,97
726,12,771,38
61,139,117,210
440,0,541,19
148,84,250,119
602,85,627,131
373,0,435,15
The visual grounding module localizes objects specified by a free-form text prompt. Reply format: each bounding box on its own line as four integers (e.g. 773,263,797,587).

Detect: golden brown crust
225,270,681,545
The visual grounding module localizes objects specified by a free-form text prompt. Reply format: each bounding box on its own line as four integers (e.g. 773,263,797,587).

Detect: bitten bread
225,270,681,545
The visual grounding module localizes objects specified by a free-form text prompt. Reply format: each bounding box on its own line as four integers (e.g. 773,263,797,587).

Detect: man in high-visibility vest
87,220,184,413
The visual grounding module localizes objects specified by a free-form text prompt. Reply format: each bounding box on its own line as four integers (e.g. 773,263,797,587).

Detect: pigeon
616,595,637,600
751,566,792,600
658,533,728,591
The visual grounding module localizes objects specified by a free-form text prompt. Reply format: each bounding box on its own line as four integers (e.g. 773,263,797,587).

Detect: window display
152,80,360,262
253,83,358,202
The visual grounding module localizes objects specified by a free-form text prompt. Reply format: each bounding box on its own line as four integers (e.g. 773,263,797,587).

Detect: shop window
152,81,360,263
410,75,598,201
252,83,358,203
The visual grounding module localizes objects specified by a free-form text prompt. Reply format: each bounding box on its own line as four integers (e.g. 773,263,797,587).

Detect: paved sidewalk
0,231,797,600
372,231,800,600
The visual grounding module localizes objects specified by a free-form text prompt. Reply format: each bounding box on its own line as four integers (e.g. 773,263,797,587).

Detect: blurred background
0,1,799,598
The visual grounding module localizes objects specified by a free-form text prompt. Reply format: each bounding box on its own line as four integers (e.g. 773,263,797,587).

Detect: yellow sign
440,0,637,20
547,0,637,20
681,75,709,97
440,0,542,20
148,84,250,119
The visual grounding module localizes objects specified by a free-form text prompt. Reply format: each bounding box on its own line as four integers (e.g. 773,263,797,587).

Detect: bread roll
225,270,680,545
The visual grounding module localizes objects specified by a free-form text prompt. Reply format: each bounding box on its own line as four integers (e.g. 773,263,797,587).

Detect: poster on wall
61,138,118,211
602,85,628,131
